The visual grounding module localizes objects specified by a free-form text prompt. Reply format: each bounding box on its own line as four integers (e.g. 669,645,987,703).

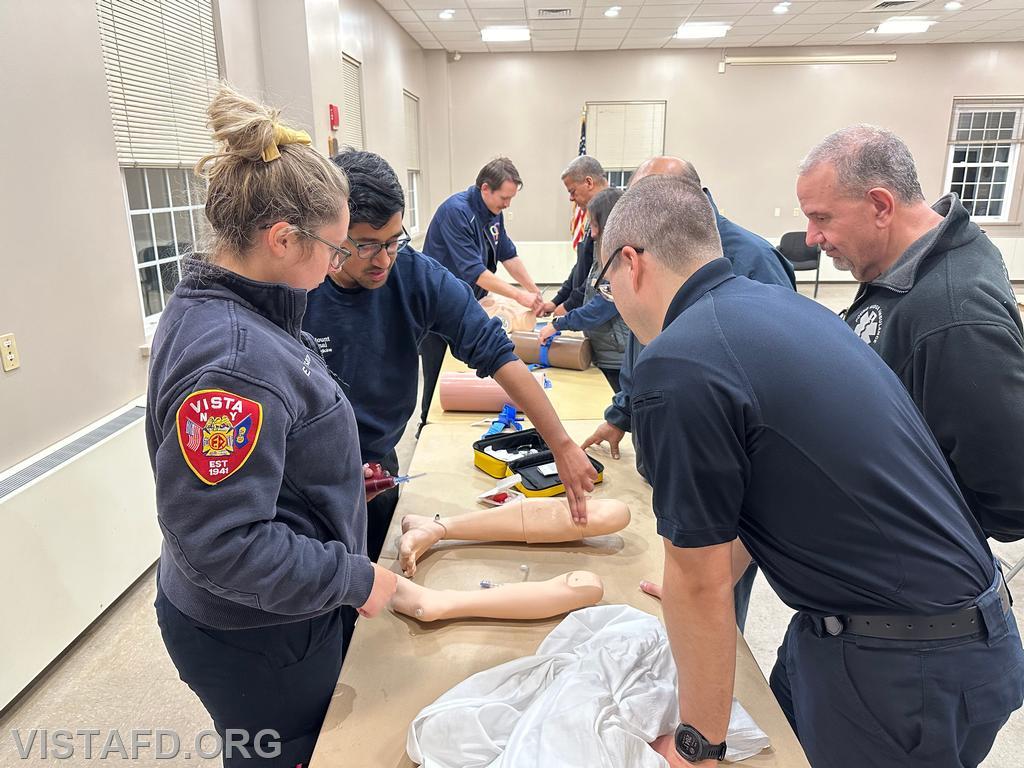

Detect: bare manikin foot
399,515,445,577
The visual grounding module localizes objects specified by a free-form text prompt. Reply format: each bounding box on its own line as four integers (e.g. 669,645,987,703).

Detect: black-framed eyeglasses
346,228,411,260
258,223,353,271
593,245,643,302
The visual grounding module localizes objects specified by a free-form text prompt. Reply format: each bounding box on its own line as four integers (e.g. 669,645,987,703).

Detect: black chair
779,232,821,298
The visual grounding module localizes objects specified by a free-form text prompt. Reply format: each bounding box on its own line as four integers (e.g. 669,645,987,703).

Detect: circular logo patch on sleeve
175,389,263,485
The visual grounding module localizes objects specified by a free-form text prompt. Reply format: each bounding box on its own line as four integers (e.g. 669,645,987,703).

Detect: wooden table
426,349,615,425
310,421,809,768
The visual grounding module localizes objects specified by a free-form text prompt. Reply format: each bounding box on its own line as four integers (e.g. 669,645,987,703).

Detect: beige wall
338,0,439,227
440,43,1024,245
219,0,440,222
216,0,266,99
0,0,149,471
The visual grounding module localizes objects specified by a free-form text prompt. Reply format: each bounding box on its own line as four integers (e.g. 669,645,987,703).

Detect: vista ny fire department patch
175,389,263,485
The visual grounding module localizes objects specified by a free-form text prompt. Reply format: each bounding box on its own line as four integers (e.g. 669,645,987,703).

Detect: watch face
677,729,701,759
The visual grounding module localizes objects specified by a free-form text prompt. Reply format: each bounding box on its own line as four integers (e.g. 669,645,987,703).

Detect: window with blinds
95,0,220,167
342,55,366,151
404,91,422,232
585,101,666,173
943,99,1023,222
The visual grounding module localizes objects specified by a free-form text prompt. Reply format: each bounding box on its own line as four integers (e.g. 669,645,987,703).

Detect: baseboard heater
0,403,161,711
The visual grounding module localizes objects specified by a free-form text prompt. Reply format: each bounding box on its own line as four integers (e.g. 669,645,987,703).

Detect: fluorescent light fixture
944,0,961,8
604,5,622,17
438,8,455,19
874,16,936,33
676,21,731,39
722,53,897,67
481,25,531,42
772,3,790,13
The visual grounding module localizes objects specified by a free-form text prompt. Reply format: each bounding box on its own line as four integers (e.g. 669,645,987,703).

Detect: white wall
0,0,149,471
216,0,266,98
337,0,440,224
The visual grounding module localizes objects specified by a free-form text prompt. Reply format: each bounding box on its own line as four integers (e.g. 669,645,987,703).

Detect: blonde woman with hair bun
146,83,395,767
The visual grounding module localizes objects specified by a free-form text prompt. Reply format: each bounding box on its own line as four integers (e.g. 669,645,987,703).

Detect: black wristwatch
674,723,727,763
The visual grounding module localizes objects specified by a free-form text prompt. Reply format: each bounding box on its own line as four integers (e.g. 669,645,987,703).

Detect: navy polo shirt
632,258,994,617
422,185,517,299
302,245,517,463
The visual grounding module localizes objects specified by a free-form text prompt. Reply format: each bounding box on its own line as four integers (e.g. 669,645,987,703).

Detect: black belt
820,576,1012,641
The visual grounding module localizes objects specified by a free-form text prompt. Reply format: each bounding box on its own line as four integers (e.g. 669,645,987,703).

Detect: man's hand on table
581,421,625,460
639,580,663,599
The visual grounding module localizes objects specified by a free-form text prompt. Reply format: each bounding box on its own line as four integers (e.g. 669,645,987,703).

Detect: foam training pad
439,370,547,412
479,295,537,333
510,331,593,371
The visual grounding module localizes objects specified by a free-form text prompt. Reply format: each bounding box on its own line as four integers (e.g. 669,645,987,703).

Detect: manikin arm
389,570,604,622
399,497,630,576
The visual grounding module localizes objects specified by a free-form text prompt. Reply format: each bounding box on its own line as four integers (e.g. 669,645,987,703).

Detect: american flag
571,109,588,249
186,418,201,451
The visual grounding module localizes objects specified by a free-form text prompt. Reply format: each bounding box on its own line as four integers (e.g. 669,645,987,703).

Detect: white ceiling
376,0,1024,51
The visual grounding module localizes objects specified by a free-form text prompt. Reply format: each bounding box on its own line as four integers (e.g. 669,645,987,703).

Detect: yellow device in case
472,428,604,496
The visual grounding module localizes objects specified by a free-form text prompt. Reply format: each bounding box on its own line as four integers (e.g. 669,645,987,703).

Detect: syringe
363,462,425,494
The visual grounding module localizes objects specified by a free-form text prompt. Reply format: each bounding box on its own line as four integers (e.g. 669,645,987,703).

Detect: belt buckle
823,616,845,636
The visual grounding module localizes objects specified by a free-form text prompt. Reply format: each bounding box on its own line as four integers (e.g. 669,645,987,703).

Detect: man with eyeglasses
303,150,596,561
582,156,796,634
608,175,1022,768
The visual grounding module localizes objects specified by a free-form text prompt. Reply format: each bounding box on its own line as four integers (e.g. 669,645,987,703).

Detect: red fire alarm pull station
329,104,340,130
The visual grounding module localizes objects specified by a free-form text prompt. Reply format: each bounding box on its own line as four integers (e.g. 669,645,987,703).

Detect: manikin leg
399,497,630,576
389,570,605,622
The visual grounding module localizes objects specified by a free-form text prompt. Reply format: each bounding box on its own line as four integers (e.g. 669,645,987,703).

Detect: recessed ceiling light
438,8,455,19
944,0,962,9
772,3,790,13
481,25,531,42
676,21,731,38
875,16,936,33
604,5,622,17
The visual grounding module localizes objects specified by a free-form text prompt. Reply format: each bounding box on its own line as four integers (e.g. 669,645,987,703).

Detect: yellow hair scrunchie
261,124,312,162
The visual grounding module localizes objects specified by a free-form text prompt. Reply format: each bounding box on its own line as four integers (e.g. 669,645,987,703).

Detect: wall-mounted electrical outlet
1,333,20,372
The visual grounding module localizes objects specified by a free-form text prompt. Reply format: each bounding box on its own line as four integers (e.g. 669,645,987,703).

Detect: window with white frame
944,100,1023,222
125,169,208,330
605,169,634,190
404,90,422,233
96,0,219,329
585,101,666,176
342,55,366,151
